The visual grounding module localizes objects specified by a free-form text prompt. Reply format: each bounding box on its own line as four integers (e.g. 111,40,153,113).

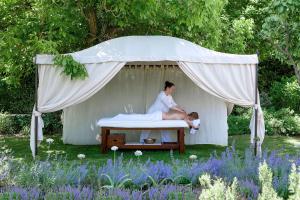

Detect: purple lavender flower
239,179,260,200
1,187,41,200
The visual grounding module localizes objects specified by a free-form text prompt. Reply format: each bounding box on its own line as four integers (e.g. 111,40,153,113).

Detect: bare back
162,110,187,120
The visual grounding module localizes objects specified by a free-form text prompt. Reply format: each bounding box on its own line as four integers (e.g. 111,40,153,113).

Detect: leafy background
0,0,299,136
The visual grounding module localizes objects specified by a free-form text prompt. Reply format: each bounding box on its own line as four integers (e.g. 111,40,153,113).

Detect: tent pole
34,57,38,156
254,50,259,156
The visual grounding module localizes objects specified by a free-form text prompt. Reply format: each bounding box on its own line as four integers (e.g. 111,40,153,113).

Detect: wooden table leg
101,128,109,153
178,128,185,153
177,129,180,144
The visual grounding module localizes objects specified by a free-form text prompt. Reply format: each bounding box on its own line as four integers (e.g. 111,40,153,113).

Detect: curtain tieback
34,111,42,116
33,111,44,128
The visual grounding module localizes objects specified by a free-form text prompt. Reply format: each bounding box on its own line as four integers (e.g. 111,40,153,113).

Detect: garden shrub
258,60,294,94
0,112,62,135
264,108,300,136
42,111,63,134
0,113,15,135
269,76,300,113
0,80,34,114
228,107,251,135
228,107,300,136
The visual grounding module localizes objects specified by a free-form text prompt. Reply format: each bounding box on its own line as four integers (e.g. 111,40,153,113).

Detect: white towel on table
109,111,163,121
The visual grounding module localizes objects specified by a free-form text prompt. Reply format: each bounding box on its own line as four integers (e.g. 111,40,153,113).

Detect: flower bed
0,143,299,199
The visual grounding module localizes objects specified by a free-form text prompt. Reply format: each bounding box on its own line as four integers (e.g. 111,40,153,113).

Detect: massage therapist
140,81,186,143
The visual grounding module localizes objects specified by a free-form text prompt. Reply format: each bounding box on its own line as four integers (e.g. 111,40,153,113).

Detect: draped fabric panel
30,62,126,156
178,62,265,152
62,65,228,146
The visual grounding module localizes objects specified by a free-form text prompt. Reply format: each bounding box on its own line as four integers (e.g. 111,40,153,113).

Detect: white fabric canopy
35,36,258,64
31,35,264,157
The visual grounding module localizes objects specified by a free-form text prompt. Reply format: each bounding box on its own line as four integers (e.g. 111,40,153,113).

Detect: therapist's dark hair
164,81,175,90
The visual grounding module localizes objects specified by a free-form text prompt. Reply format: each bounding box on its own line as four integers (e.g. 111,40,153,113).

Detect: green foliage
199,174,239,200
258,161,283,200
220,17,254,53
0,112,62,135
258,59,294,106
270,76,300,113
197,161,299,200
0,192,20,200
0,0,88,86
0,0,261,115
242,0,273,59
288,164,300,200
264,108,300,136
228,107,300,136
0,0,256,87
53,55,88,80
42,112,63,135
0,113,15,135
228,107,252,135
260,0,300,82
0,79,34,113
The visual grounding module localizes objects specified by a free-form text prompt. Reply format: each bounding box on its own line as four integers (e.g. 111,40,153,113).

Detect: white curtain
31,61,265,156
178,62,265,152
63,65,228,146
30,62,126,156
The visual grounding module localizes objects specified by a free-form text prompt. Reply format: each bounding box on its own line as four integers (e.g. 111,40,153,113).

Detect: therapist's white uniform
140,91,177,143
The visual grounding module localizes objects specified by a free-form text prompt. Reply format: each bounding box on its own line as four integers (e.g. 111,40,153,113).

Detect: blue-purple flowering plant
0,145,299,199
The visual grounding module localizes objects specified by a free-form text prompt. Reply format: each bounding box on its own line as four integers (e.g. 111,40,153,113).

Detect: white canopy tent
31,35,265,157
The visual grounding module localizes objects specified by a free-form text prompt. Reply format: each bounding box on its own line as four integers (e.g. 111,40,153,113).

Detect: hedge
228,108,300,136
0,112,62,135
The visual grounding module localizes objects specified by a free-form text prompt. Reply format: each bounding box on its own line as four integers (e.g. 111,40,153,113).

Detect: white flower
96,134,100,141
46,138,54,144
77,154,85,159
111,146,118,151
134,150,143,157
189,155,197,160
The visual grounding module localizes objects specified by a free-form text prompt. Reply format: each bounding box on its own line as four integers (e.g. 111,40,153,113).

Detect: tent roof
35,35,258,64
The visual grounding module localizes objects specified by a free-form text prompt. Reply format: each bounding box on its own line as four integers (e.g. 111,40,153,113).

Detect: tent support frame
34,58,38,156
254,51,259,156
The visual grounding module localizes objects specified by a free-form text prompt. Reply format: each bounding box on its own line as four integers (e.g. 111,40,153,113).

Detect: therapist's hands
172,106,186,113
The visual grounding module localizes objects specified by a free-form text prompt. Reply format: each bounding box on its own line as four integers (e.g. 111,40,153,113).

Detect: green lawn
1,134,299,164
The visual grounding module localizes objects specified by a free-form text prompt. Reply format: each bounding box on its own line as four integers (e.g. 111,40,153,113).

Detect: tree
0,0,256,113
261,0,300,85
0,0,88,86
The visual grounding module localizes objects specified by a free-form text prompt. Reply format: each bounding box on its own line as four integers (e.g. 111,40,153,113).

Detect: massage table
97,119,189,154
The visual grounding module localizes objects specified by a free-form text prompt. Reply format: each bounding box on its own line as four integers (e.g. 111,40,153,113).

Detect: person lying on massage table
112,110,200,132
161,110,198,126
162,111,200,134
